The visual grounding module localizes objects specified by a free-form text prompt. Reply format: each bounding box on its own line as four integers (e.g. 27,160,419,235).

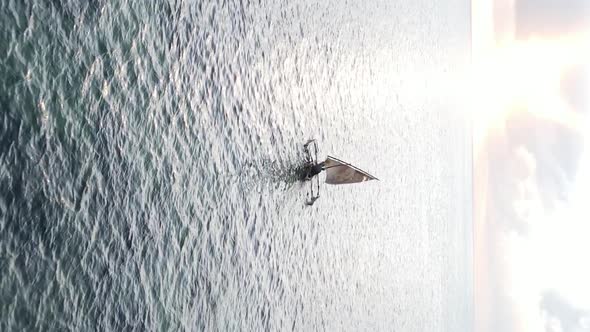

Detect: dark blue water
1,0,472,330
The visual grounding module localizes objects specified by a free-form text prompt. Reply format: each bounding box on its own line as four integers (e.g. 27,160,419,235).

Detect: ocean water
1,0,472,331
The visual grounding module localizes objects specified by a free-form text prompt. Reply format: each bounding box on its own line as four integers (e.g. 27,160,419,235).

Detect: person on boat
304,161,325,180
302,139,325,181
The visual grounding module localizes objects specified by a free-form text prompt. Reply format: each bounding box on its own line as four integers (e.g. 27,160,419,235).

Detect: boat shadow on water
211,150,322,207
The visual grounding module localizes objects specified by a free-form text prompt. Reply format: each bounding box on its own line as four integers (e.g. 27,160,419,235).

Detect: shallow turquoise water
1,1,472,331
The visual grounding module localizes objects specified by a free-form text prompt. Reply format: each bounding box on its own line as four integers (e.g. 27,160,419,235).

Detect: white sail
323,156,378,185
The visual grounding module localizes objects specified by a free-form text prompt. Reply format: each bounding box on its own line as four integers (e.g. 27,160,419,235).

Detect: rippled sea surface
1,1,472,331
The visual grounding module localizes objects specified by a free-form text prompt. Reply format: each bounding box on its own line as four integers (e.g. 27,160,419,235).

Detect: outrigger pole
303,139,321,205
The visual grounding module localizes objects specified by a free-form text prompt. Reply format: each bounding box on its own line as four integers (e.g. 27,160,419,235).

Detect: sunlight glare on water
1,0,472,331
